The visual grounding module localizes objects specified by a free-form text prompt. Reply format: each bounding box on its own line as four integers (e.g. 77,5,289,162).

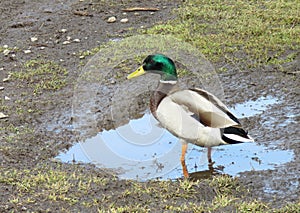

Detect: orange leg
207,147,212,164
180,142,189,178
207,147,215,169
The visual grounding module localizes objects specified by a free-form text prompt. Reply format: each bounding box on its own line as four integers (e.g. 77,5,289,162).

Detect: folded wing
168,89,241,128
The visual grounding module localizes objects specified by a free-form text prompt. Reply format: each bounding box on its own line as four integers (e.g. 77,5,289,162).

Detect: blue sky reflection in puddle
56,95,294,181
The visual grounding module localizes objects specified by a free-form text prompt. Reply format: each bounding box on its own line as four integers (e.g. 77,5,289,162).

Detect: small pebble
31,37,38,42
107,16,117,23
3,49,10,56
40,47,45,50
0,87,4,90
24,50,31,54
150,12,155,15
122,12,127,15
120,18,128,23
43,8,53,13
3,74,11,82
62,41,71,45
134,12,140,16
4,96,10,101
3,45,8,48
73,38,80,43
0,112,8,119
66,36,71,41
110,80,116,84
60,29,67,33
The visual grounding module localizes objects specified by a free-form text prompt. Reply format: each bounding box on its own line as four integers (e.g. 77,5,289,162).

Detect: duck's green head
127,54,177,81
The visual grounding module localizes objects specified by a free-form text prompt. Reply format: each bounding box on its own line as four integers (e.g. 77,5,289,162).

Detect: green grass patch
11,59,68,94
143,0,300,66
0,165,299,211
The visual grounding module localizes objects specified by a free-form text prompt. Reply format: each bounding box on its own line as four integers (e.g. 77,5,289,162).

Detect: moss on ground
143,0,300,67
11,59,68,95
1,164,299,212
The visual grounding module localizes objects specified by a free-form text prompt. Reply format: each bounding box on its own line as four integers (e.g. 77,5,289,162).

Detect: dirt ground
0,0,299,212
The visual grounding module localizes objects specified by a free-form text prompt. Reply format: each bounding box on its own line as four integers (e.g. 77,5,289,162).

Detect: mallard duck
127,54,254,178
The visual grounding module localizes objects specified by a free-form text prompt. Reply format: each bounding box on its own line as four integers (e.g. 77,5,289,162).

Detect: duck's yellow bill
127,66,145,79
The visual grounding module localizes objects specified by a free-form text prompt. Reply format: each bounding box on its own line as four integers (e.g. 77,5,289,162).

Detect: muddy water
56,95,294,181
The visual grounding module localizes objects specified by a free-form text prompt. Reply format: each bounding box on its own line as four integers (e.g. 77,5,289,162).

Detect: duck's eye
154,62,163,70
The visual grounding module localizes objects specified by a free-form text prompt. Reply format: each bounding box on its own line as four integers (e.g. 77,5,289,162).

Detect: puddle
229,95,278,118
56,95,294,181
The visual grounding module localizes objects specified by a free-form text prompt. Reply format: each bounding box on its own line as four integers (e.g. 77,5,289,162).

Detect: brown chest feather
149,82,177,119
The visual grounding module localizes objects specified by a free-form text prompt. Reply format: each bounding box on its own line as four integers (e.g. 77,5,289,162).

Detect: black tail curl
221,126,251,144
